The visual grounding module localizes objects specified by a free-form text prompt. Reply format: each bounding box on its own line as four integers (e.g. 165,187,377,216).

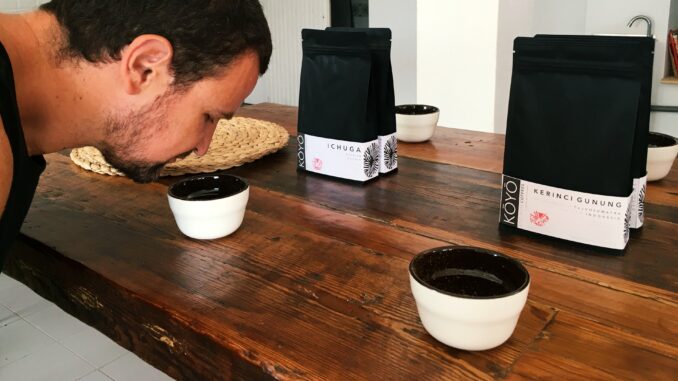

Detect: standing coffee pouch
501,36,642,250
534,35,654,229
327,27,398,174
297,29,380,182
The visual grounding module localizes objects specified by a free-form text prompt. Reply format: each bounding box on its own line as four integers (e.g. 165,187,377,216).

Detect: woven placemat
70,117,289,177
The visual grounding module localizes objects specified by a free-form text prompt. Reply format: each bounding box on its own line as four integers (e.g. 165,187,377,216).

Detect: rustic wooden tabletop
5,103,677,380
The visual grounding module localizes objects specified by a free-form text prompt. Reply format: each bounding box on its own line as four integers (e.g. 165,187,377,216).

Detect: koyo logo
500,176,521,226
530,211,549,227
297,135,305,168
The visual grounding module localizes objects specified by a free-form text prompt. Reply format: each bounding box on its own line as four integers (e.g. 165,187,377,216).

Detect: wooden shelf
661,76,678,84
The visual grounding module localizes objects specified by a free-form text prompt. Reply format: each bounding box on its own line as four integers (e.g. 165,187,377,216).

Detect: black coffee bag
327,27,398,174
500,36,648,250
297,29,380,182
533,35,654,228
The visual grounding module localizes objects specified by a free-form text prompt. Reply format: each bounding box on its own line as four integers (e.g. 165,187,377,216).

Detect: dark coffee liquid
169,174,248,201
410,247,529,299
428,268,511,297
186,188,225,201
648,133,677,148
395,105,439,115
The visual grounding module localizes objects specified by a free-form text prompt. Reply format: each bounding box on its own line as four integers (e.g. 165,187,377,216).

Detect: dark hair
40,0,272,87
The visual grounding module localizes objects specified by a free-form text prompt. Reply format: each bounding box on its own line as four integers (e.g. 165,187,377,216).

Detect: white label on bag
379,133,398,174
629,175,647,229
499,175,632,250
298,134,380,182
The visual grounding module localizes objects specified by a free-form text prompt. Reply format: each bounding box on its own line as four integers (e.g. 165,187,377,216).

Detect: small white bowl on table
168,174,249,240
647,132,678,182
409,246,530,351
395,105,440,143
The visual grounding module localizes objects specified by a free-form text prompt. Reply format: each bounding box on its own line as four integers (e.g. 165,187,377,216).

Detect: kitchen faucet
627,15,653,38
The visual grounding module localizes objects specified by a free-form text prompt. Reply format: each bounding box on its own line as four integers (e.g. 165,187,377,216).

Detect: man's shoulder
0,116,13,217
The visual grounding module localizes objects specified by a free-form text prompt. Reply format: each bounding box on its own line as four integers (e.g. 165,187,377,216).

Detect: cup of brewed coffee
409,246,530,351
168,174,249,240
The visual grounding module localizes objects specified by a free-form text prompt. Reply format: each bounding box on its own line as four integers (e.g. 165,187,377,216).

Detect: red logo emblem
313,158,323,171
530,211,549,227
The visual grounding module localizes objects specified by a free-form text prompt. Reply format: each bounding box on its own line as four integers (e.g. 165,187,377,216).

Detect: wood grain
221,137,678,291
506,310,677,381
11,154,556,379
5,103,676,381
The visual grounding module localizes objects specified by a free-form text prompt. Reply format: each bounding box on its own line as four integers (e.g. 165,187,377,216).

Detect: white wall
494,0,535,134
585,0,667,36
0,0,47,13
417,0,500,131
246,0,330,105
532,0,588,35
369,0,417,105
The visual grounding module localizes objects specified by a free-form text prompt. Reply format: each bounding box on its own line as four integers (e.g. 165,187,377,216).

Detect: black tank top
0,41,46,271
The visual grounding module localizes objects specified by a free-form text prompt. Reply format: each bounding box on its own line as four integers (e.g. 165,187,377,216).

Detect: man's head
40,0,272,182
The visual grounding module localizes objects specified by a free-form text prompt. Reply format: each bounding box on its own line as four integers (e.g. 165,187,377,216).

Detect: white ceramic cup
409,246,530,351
395,104,440,143
168,174,249,240
647,132,678,182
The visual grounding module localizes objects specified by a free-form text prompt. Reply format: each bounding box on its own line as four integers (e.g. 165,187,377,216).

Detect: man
0,0,272,271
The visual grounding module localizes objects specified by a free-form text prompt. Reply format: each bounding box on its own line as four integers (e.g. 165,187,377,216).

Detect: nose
194,126,218,156
194,139,210,157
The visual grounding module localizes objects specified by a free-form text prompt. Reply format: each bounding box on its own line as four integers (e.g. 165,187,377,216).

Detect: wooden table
5,103,677,380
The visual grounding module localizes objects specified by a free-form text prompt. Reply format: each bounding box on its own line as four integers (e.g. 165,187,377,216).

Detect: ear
120,35,174,95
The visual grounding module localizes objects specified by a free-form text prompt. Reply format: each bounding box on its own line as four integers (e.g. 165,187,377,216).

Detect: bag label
298,134,380,182
629,175,647,229
500,175,632,250
379,132,398,174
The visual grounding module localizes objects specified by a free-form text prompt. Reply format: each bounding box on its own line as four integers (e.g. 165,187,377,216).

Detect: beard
99,151,167,184
98,93,191,183
100,148,193,183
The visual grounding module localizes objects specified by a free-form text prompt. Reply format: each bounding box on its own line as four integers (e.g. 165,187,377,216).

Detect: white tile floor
0,273,174,381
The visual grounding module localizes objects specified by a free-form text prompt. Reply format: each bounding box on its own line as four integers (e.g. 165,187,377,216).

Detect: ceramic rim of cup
409,246,530,300
648,132,678,148
168,173,249,201
395,104,440,115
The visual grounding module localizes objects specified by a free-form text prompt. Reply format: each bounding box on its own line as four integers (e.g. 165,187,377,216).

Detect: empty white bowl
409,246,530,351
168,174,249,240
647,132,678,182
395,105,440,143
